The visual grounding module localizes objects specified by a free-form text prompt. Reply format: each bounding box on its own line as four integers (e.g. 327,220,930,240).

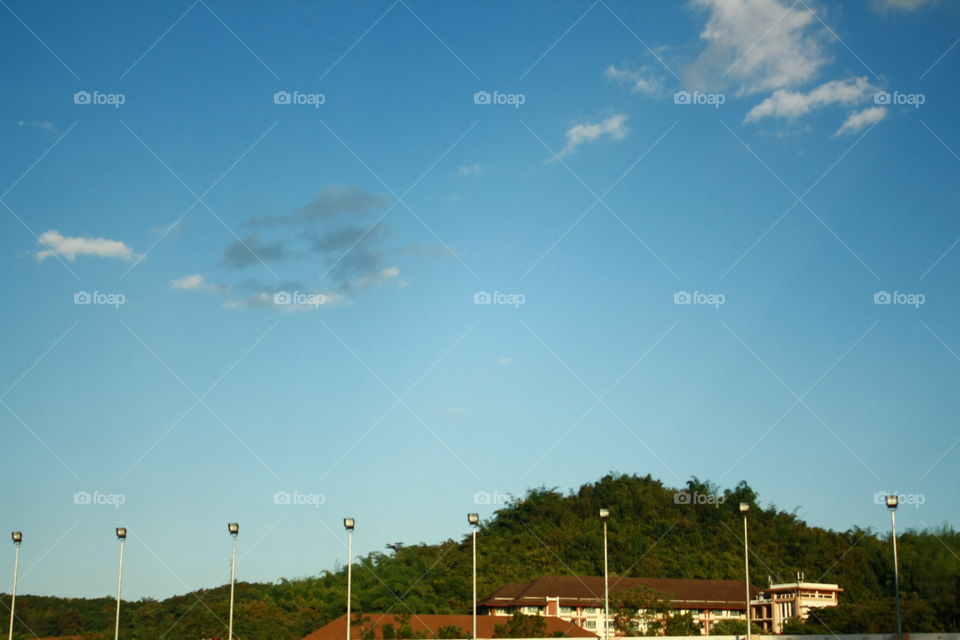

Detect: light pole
739,503,751,640
599,509,610,640
7,532,21,640
114,527,127,640
468,513,480,640
886,495,903,640
227,523,239,640
344,518,355,640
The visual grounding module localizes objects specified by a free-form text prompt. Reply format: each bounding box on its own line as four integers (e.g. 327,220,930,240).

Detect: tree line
1,473,957,639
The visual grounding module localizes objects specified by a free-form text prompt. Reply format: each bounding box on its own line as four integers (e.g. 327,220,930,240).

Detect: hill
3,474,958,639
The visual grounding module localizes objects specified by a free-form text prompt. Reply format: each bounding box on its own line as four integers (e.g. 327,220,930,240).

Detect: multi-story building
479,575,841,636
751,578,843,634
479,575,761,636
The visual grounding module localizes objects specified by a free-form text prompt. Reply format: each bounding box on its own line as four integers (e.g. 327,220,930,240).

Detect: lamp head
598,508,610,521
11,531,22,544
467,513,479,525
228,522,239,536
116,527,127,540
739,502,750,513
885,495,899,509
344,518,355,531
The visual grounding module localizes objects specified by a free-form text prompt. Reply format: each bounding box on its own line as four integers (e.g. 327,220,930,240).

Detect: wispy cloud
457,163,483,176
17,119,58,135
835,106,887,136
603,64,663,95
354,266,400,289
873,0,933,10
745,77,875,122
557,114,629,159
169,274,226,292
36,230,134,262
224,289,345,312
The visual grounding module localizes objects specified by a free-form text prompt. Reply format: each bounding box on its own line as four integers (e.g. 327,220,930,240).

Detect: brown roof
301,614,597,640
480,576,762,610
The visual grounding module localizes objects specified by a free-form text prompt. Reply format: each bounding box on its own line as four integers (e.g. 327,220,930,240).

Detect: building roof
766,582,842,592
301,613,598,640
480,576,763,611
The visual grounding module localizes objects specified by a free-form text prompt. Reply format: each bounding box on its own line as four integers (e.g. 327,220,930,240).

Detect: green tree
612,586,671,635
664,612,701,636
709,619,761,635
434,624,466,639
778,617,809,634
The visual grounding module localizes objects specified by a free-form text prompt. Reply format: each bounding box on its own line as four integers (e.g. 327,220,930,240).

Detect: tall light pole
227,523,239,640
468,513,480,640
886,495,903,640
739,503,751,640
599,509,610,640
344,518,355,640
114,528,127,640
7,532,21,640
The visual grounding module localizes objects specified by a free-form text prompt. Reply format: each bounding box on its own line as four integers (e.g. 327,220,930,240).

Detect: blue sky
1,0,959,600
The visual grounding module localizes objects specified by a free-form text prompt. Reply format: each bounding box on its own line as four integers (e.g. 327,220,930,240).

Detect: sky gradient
1,0,959,600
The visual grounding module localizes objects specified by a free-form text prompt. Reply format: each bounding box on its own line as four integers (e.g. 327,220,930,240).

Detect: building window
585,621,596,629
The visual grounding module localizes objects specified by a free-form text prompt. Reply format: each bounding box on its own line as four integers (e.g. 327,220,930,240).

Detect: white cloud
151,220,185,236
36,230,134,262
497,357,512,366
170,274,226,292
17,120,58,134
874,0,931,10
688,0,829,95
603,64,663,95
354,266,400,288
835,106,887,136
457,163,483,176
745,77,875,121
225,290,345,312
557,114,629,159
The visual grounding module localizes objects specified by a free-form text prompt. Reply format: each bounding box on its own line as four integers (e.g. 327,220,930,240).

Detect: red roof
481,576,761,610
301,613,598,640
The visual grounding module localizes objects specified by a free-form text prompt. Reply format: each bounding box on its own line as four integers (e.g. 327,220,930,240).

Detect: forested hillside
4,474,958,639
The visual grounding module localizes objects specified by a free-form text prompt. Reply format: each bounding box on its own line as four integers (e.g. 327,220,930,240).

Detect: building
751,578,843,634
478,575,762,636
301,613,597,640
